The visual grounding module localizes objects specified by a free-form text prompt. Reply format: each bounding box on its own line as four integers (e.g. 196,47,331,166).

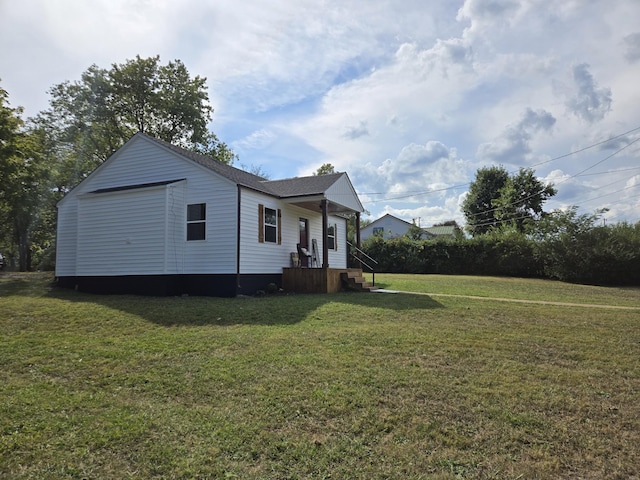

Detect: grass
369,273,640,307
1,272,639,479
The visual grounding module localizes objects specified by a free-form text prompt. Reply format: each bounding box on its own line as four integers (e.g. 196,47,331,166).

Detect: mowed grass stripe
1,273,639,479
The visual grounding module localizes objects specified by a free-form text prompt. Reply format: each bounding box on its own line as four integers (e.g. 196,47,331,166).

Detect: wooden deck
282,267,368,293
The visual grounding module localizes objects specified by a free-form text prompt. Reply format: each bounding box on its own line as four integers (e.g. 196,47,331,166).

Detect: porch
282,267,376,293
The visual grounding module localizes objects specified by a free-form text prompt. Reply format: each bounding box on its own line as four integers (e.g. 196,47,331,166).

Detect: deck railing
347,241,378,286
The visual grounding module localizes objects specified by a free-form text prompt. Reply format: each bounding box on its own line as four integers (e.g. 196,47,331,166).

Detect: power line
578,182,640,206
359,125,640,202
604,192,640,223
566,136,640,179
576,164,640,177
463,136,640,222
525,125,640,170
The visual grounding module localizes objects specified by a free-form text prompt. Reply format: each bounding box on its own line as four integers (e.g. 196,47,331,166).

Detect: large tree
461,166,509,236
0,84,49,270
36,55,236,193
462,166,556,236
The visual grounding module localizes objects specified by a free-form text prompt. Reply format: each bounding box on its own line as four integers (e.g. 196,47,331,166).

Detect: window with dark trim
258,204,281,244
187,203,206,241
327,223,337,250
264,207,277,243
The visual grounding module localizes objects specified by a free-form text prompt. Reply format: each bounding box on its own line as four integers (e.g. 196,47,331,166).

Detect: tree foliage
35,55,236,193
0,84,50,270
531,207,640,284
1,57,236,271
462,166,556,236
314,163,336,175
361,207,640,286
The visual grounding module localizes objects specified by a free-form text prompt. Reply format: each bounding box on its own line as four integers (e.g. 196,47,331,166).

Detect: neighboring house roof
423,225,458,237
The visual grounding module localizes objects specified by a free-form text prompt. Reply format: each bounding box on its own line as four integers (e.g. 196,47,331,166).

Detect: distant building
360,213,459,241
422,225,460,239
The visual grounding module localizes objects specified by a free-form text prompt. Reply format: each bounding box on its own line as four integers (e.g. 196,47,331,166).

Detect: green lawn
1,272,639,479
369,273,640,307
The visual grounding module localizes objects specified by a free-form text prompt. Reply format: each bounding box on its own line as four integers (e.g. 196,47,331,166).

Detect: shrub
360,216,640,285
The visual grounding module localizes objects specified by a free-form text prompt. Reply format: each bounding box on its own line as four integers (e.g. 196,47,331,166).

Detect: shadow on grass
0,273,446,327
0,272,54,297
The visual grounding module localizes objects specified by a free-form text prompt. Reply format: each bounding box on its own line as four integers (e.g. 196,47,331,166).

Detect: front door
299,218,309,267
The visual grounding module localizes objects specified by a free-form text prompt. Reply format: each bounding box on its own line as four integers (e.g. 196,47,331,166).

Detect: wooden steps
340,269,378,292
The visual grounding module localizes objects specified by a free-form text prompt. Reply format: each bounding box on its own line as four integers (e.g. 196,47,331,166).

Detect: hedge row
356,223,640,286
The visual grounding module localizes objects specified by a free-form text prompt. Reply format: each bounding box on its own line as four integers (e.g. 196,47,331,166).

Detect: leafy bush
360,213,640,285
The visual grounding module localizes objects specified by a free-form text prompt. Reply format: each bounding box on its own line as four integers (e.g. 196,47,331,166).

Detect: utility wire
463,136,640,221
578,183,640,206
359,125,640,202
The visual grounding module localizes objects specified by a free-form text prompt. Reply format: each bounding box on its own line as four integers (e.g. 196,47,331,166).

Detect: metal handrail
347,241,378,286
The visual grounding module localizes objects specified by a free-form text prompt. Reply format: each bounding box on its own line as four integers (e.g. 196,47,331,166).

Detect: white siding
239,188,348,273
361,214,413,241
327,216,348,268
165,182,186,274
182,181,237,275
326,173,364,212
56,135,238,277
239,189,289,274
55,201,78,276
77,187,167,275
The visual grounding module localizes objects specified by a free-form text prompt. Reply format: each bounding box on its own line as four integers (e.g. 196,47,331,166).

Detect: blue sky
1,0,640,226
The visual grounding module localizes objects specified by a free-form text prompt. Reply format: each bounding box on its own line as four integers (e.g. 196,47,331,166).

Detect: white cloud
232,129,277,151
477,108,556,165
565,64,612,123
623,32,640,63
2,0,640,224
343,121,370,140
456,0,522,34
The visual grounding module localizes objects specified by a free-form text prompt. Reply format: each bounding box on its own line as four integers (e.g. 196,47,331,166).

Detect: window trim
327,223,337,250
258,204,281,244
187,203,206,241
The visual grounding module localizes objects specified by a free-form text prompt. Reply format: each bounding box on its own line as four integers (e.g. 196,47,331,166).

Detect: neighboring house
360,213,459,241
55,133,364,297
360,214,427,241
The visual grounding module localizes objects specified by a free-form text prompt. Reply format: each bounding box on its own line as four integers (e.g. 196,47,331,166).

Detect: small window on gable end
187,203,206,241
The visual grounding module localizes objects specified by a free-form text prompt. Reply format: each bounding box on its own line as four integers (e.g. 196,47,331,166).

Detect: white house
360,213,459,241
360,214,428,241
55,133,364,296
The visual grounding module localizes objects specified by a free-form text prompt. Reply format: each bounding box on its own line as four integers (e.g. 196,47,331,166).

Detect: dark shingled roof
140,133,344,199
262,173,344,198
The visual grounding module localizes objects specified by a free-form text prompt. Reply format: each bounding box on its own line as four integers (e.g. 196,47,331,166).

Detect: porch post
321,199,329,268
356,211,361,249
